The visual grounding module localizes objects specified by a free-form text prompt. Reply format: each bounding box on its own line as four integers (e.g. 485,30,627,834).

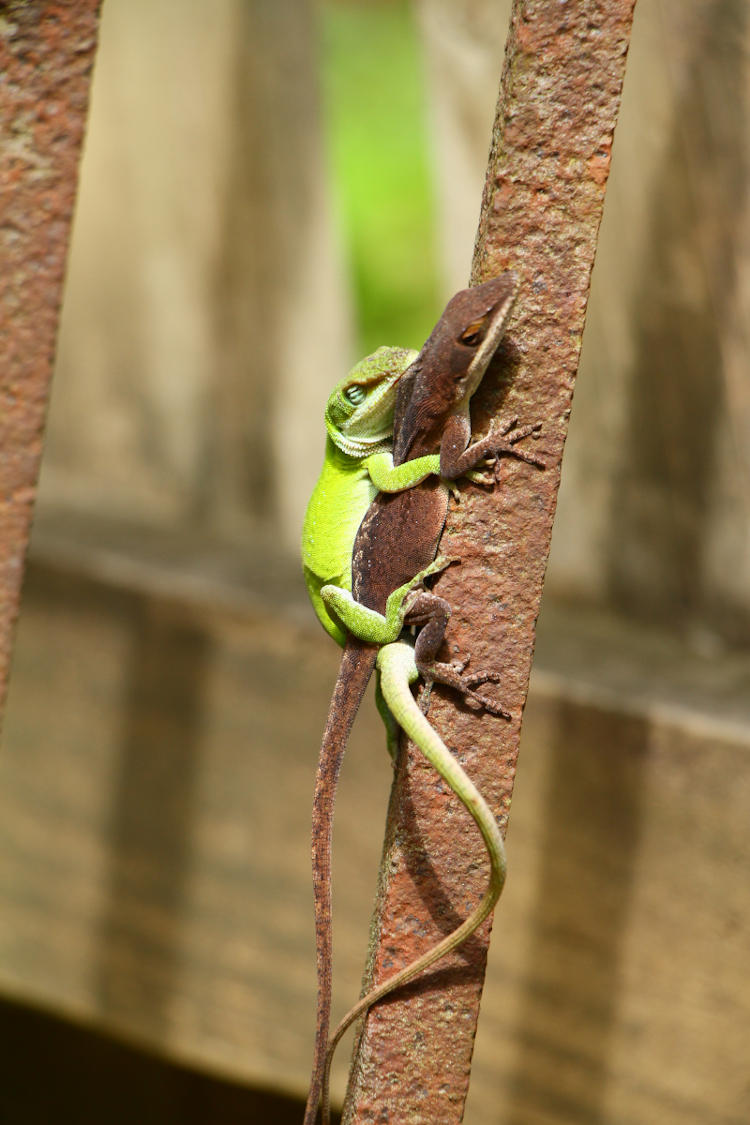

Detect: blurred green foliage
319,0,439,354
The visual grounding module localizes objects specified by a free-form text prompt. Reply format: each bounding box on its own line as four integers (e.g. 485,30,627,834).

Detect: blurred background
2,0,749,1122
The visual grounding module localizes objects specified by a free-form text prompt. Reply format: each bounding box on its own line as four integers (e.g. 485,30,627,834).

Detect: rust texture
344,1,638,1121
0,1,101,715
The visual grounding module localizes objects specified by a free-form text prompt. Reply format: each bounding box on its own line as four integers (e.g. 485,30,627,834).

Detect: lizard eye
459,319,485,347
344,384,366,406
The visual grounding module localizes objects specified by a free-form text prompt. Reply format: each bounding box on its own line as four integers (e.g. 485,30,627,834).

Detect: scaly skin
303,276,544,1125
302,345,440,646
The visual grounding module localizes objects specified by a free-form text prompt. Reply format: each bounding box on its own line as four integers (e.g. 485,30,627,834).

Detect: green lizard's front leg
319,638,507,1125
320,554,453,647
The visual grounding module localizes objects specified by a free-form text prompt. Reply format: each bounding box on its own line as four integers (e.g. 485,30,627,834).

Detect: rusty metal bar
0,1,102,716
343,1,638,1120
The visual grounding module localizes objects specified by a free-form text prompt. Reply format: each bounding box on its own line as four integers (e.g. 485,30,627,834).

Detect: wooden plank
1,536,748,1121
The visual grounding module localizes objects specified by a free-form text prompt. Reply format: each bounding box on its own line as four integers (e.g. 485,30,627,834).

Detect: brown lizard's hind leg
405,592,510,719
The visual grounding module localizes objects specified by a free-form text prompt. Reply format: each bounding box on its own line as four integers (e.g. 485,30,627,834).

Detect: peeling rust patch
344,1,637,1121
0,1,101,714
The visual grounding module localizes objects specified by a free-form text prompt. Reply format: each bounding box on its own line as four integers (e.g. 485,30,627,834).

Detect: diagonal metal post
0,1,102,717
343,1,638,1120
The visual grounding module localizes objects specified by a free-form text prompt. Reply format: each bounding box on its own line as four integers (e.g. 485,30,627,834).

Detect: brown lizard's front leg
440,412,545,481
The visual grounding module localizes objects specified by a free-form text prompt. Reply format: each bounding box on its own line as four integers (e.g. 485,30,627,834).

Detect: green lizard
303,275,544,1125
302,344,446,649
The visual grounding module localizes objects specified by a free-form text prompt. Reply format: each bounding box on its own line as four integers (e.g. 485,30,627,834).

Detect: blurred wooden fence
1,2,749,1122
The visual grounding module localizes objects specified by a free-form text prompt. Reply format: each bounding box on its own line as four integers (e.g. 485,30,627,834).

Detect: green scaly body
302,345,441,647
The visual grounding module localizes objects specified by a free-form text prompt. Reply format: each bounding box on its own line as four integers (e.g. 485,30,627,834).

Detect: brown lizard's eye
459,320,485,347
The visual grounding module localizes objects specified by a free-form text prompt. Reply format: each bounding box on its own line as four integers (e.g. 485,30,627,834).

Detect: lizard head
325,345,418,458
439,272,520,405
393,273,519,459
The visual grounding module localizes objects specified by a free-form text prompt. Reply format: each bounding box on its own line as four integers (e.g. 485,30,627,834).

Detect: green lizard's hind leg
320,555,455,646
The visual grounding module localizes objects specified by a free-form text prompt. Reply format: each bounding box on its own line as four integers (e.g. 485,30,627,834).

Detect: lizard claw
419,681,434,715
464,469,496,487
461,671,511,719
465,692,511,720
496,415,520,436
491,419,545,472
418,660,511,720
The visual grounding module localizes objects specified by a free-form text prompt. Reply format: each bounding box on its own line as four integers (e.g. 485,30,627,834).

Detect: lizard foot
418,661,511,720
489,418,545,471
409,553,458,589
462,469,496,488
462,454,500,488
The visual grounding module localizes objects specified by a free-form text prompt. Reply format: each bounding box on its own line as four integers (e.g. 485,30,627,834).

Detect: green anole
302,275,543,1125
302,344,444,648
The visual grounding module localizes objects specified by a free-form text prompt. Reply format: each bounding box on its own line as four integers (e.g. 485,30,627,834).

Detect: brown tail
303,638,378,1125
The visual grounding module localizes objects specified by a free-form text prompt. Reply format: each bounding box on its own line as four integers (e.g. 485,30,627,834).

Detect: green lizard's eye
344,384,366,406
